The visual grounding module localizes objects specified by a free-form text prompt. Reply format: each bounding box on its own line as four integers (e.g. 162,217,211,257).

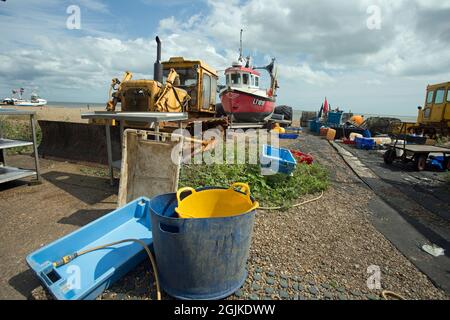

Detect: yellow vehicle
417,82,450,134
162,57,218,115
107,68,189,114
393,82,450,137
106,37,227,131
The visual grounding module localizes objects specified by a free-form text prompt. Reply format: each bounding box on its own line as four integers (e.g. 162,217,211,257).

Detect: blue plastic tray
26,197,153,300
261,144,297,175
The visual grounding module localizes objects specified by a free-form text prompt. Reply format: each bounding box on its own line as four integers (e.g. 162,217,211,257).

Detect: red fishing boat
219,30,278,123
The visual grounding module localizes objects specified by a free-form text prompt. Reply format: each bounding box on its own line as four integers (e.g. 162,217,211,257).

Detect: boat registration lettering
252,99,264,106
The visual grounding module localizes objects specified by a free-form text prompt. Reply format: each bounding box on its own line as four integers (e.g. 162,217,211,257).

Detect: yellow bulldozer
393,82,450,138
416,82,450,135
105,37,227,132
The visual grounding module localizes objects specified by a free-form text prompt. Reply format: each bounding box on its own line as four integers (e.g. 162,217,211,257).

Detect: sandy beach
0,105,106,123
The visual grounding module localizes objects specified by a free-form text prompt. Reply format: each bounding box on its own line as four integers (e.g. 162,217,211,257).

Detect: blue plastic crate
26,197,153,300
308,119,322,133
355,137,375,150
261,144,297,175
279,133,299,140
327,112,343,125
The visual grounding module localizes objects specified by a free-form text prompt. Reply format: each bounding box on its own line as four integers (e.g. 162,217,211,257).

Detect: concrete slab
331,141,450,294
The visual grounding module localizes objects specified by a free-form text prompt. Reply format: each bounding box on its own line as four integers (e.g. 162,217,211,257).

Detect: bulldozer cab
419,82,450,126
162,57,218,114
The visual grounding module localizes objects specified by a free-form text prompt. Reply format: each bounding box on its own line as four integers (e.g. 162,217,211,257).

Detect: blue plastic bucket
149,190,256,300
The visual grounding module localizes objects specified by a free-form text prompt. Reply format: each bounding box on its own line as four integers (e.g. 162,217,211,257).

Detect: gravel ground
30,133,448,300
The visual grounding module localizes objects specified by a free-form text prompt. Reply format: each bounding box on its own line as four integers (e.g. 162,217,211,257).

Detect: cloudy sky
0,0,449,115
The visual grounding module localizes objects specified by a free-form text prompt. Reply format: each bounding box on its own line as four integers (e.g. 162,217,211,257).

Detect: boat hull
15,99,47,107
220,89,275,123
15,103,47,107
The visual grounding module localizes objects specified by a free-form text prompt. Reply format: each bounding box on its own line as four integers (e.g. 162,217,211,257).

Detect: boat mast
238,29,244,63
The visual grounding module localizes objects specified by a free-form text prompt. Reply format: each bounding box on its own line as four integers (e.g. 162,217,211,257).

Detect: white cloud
0,0,449,114
278,64,334,86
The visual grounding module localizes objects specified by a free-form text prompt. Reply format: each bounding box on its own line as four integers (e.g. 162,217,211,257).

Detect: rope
259,191,324,211
381,290,406,300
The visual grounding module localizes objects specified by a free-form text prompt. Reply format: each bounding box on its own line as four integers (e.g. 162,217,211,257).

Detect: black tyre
383,149,395,165
414,154,427,171
273,105,293,127
215,103,226,117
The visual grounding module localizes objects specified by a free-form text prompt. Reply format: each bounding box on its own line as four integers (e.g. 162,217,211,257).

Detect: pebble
323,292,333,300
321,283,331,290
265,287,274,294
308,286,319,296
367,294,379,300
249,294,259,300
280,290,289,299
338,293,347,300
234,290,244,298
251,283,261,291
351,290,362,297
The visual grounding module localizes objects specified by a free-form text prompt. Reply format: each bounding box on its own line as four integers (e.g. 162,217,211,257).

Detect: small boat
219,30,278,123
3,88,47,107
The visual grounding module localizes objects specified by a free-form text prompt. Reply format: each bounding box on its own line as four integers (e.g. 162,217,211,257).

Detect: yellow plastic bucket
176,183,259,219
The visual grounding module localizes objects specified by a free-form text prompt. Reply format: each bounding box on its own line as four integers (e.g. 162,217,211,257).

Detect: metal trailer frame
384,122,450,171
0,108,41,184
81,112,188,185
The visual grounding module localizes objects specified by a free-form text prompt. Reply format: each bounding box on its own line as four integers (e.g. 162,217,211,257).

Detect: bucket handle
230,183,251,200
231,183,259,211
176,187,196,203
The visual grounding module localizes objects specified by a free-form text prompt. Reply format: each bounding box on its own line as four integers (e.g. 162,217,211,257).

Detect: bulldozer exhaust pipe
154,36,163,83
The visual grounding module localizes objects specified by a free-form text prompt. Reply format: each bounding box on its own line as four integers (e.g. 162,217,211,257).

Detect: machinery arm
106,71,133,111
154,68,189,112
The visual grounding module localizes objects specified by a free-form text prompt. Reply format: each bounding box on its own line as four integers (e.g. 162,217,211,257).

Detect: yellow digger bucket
175,183,259,219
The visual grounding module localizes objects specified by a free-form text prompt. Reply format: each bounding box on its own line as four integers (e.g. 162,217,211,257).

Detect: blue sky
1,0,449,116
